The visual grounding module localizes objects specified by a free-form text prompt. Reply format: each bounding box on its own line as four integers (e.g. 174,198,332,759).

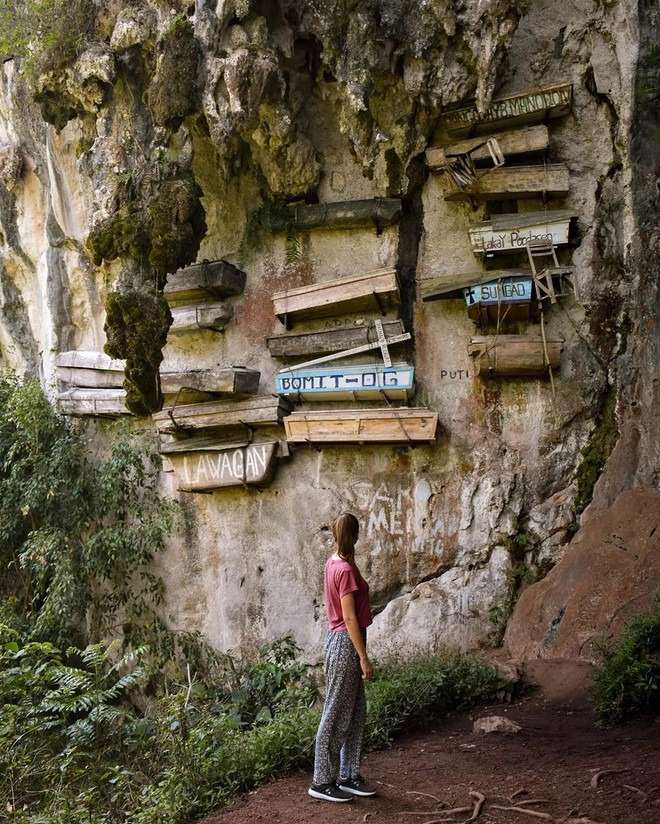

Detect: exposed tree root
491,806,553,819
589,768,630,789
623,784,648,802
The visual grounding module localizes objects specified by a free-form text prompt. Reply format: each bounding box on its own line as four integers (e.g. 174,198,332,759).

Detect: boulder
504,488,660,661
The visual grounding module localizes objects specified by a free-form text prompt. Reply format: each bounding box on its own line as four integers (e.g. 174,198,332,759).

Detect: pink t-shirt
324,557,372,632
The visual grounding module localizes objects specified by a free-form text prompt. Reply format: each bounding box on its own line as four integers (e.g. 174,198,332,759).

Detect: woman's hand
360,654,374,681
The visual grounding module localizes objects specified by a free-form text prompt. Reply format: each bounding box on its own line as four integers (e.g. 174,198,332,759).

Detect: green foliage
364,651,513,749
591,599,660,725
0,0,96,81
0,373,177,646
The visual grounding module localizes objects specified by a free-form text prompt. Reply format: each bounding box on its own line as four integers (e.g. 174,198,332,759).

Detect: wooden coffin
160,367,260,399
468,335,564,377
275,362,414,401
427,125,550,170
267,319,406,358
272,268,400,325
152,394,293,436
421,269,531,302
168,302,234,333
164,259,246,303
469,210,576,256
463,276,535,323
169,441,278,492
57,388,132,417
267,198,402,233
55,351,125,389
284,407,438,444
444,164,569,201
443,82,573,137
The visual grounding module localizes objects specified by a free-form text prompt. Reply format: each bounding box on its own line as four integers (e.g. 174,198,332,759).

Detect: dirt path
197,661,660,824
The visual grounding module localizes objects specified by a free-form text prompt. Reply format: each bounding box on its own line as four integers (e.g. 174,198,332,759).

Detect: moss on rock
146,19,202,129
104,289,172,417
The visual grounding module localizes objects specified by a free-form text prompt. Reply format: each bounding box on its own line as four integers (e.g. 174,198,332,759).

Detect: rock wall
0,0,656,660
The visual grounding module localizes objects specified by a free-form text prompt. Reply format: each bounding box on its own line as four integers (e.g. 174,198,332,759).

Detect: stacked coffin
422,81,579,378
55,351,131,417
164,259,246,334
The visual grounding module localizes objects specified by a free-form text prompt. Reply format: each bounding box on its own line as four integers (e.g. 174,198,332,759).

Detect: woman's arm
340,592,373,680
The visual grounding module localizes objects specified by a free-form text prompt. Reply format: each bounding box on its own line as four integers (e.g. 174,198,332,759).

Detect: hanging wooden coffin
444,164,569,202
152,394,292,436
266,198,402,233
55,351,125,389
427,125,550,170
160,367,260,400
169,441,279,492
275,362,414,401
421,269,531,302
468,335,564,377
168,302,234,334
463,276,535,323
164,259,246,303
442,82,572,137
284,408,438,444
468,210,576,256
266,319,406,359
57,388,132,417
272,268,400,326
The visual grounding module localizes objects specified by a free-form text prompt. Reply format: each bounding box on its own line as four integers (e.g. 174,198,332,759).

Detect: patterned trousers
312,629,367,785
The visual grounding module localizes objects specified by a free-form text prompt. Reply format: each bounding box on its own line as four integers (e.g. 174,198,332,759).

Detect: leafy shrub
591,600,660,724
365,651,513,749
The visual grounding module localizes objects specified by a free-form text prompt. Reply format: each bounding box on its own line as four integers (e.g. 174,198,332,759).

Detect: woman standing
308,512,377,803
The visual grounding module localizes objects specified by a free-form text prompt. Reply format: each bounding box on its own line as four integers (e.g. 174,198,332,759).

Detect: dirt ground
198,661,660,824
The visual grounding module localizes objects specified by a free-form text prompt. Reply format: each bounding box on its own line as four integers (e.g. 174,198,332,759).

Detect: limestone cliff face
0,0,656,659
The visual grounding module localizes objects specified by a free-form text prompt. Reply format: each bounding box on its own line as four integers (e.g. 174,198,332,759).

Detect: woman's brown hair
333,512,360,562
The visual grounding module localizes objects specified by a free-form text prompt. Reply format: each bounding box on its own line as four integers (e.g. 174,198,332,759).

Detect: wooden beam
426,125,550,169
284,407,438,444
164,259,246,302
168,302,234,333
272,268,400,325
267,198,402,233
266,319,406,358
160,367,260,397
444,164,569,201
442,82,572,136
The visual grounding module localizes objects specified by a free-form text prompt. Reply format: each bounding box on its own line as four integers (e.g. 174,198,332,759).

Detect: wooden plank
426,125,550,169
444,164,569,201
266,319,406,358
159,435,250,455
275,362,414,401
469,211,576,255
164,259,246,302
170,442,278,492
267,198,402,233
421,269,531,301
152,394,293,435
442,82,573,136
284,407,438,444
57,388,132,417
168,302,234,333
272,268,400,324
468,335,564,376
160,367,260,397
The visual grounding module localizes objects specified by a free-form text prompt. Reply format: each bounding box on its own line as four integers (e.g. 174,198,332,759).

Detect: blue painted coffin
275,362,414,400
462,277,533,307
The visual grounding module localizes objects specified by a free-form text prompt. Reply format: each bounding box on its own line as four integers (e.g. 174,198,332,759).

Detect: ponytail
333,512,360,562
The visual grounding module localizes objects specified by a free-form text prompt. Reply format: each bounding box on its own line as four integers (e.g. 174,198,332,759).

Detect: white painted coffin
275,362,414,401
170,441,278,492
468,211,576,256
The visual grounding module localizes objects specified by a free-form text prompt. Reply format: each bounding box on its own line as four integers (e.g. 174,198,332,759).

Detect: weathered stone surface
504,488,660,662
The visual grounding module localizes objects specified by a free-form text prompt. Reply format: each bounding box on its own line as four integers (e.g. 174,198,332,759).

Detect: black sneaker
308,782,353,802
337,775,377,797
